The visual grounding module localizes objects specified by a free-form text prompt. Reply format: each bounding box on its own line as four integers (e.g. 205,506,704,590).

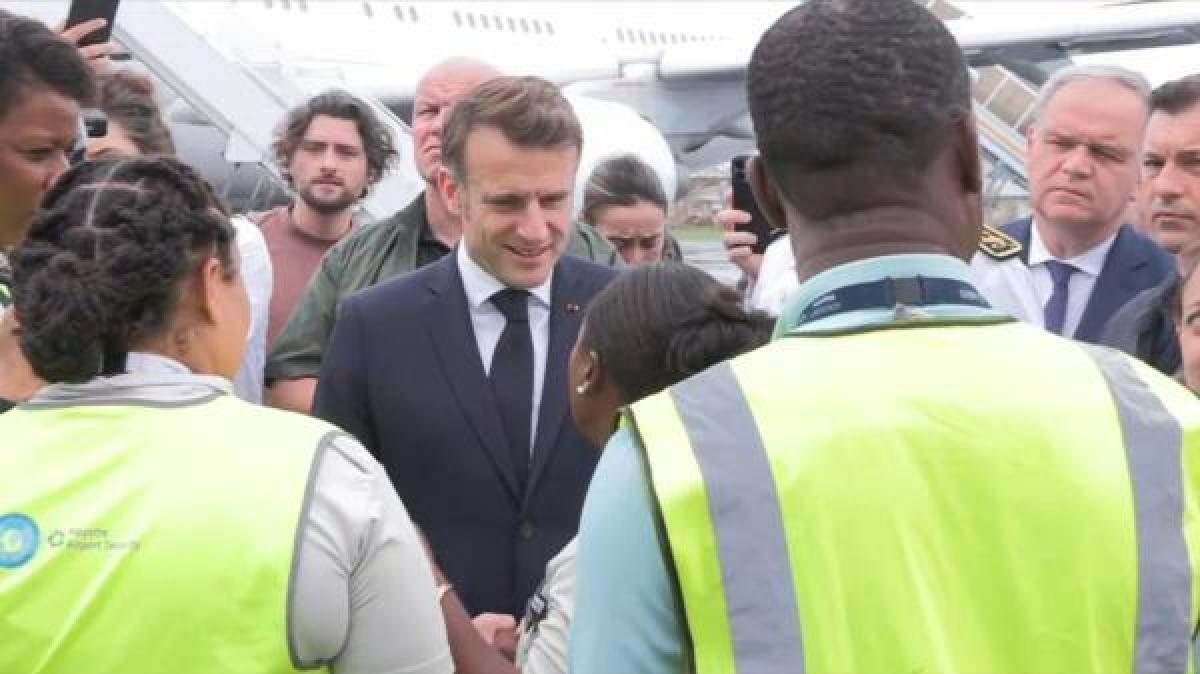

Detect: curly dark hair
580,262,773,403
747,0,970,218
96,71,176,156
11,157,236,383
0,9,95,120
272,89,397,193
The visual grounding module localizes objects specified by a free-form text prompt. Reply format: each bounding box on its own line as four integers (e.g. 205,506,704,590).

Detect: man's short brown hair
441,75,582,183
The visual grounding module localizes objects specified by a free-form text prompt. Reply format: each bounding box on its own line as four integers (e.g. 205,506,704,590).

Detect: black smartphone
730,154,775,255
64,0,120,48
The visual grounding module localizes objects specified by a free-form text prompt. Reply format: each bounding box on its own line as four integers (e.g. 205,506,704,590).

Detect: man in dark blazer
995,218,1173,342
315,76,616,617
980,64,1173,343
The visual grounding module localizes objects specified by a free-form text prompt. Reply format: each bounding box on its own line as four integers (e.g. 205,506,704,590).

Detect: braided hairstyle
11,157,236,383
581,262,773,403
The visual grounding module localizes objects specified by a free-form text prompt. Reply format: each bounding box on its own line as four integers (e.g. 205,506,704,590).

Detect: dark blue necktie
1042,260,1077,336
490,288,533,489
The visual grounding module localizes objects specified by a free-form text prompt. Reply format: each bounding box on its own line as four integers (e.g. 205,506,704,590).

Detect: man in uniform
266,58,617,413
571,2,1200,672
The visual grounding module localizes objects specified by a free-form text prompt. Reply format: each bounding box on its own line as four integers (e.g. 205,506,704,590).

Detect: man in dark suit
314,76,616,618
979,64,1173,343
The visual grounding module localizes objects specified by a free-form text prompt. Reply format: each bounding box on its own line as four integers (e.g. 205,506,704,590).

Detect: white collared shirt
1028,221,1118,338
456,243,552,454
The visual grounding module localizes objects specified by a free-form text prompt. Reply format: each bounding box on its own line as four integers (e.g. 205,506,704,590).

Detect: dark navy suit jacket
1000,218,1174,343
314,251,617,616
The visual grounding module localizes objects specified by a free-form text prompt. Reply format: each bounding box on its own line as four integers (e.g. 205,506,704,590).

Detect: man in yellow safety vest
569,1,1200,672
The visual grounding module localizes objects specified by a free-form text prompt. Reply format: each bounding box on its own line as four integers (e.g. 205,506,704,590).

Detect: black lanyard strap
793,276,990,327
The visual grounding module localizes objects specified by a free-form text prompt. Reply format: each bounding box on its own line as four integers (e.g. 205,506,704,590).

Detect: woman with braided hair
0,156,452,674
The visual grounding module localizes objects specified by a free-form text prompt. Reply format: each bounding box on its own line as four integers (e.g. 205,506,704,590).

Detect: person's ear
436,165,464,219
748,155,787,230
576,350,603,395
193,256,242,327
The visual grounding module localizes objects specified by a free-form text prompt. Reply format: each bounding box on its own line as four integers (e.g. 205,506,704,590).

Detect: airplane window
409,7,417,21
507,17,516,32
453,10,461,26
520,18,528,32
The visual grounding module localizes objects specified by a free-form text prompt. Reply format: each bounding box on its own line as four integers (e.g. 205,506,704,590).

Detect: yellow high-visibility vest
630,320,1200,674
0,390,337,674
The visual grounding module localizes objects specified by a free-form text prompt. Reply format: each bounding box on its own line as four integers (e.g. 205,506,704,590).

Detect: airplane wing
626,1,1200,85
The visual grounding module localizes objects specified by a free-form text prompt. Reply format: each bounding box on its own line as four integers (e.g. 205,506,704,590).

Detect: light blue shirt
569,254,1004,674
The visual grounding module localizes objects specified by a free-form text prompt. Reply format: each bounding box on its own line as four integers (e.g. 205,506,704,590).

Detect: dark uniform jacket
1100,275,1182,377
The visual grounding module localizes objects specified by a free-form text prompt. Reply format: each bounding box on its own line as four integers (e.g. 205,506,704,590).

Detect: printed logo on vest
0,513,40,569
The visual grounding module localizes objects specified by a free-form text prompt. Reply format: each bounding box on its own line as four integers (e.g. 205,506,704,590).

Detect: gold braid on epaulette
978,224,1022,260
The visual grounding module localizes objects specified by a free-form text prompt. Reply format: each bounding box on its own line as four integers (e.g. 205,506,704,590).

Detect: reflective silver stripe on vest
670,362,806,673
1084,345,1192,674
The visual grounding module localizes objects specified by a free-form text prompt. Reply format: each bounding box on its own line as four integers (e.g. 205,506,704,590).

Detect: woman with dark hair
1175,242,1200,393
582,154,683,266
0,9,96,409
0,157,451,674
435,262,772,674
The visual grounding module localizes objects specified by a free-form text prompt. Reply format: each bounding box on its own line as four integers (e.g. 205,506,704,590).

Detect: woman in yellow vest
0,157,452,674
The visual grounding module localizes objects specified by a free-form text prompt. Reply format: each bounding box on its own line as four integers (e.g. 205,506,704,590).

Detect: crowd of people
2,0,1200,672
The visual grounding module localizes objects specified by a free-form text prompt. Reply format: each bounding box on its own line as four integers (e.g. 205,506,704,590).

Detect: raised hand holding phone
59,0,121,74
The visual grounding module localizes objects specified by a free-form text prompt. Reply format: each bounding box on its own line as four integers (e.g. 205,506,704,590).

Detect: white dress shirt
456,244,552,454
1028,221,1117,338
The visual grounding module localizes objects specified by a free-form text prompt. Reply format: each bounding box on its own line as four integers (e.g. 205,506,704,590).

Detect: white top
456,243,552,453
968,253,1042,325
516,538,577,674
230,216,273,404
112,353,454,674
747,235,799,317
1027,221,1118,338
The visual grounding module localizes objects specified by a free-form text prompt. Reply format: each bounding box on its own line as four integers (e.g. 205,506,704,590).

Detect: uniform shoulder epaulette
978,224,1022,260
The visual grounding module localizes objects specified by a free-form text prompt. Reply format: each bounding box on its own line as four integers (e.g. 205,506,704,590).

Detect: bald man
266,58,617,413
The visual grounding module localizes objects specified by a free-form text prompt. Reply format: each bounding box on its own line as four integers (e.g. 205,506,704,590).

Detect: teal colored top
569,254,1003,674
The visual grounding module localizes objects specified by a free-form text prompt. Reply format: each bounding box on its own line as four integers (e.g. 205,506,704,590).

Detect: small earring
576,383,589,395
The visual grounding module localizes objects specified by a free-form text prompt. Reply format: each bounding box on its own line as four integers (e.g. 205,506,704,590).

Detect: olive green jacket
266,193,619,383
